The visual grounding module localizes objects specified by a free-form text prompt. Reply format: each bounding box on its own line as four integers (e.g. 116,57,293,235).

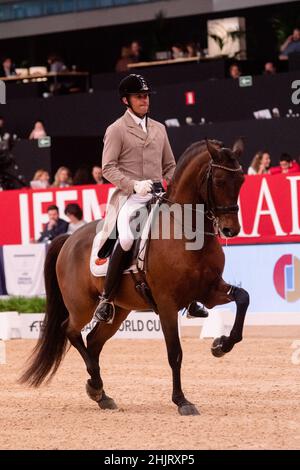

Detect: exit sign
239,76,253,87
38,136,51,148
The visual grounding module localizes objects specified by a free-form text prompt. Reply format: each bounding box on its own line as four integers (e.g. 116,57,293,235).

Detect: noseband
205,160,243,217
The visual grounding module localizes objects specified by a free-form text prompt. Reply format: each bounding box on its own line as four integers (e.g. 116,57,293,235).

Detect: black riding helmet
118,74,154,98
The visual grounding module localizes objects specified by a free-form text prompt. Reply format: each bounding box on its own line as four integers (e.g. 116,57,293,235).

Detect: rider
93,73,208,323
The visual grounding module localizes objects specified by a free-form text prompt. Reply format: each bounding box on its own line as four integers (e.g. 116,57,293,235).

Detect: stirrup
92,297,115,325
186,302,209,319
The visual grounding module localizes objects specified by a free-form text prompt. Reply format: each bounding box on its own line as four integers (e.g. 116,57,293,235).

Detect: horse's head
201,139,245,238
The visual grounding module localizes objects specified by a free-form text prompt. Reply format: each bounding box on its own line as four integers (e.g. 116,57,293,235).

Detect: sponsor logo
273,254,300,302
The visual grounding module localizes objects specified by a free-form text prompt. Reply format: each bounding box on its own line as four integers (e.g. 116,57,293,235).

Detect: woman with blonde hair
30,169,50,188
52,166,72,187
247,150,271,175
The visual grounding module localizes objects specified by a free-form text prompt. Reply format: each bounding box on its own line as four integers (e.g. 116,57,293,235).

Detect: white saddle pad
89,199,160,277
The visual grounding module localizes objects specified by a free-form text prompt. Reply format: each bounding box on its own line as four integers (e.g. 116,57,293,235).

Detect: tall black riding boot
186,301,209,318
93,242,130,324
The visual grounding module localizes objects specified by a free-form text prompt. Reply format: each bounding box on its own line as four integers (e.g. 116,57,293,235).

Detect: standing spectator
30,169,50,189
279,28,300,60
29,120,47,140
47,53,67,73
229,64,241,79
0,57,16,77
37,205,68,242
269,153,300,174
65,203,87,234
52,166,72,187
247,151,271,175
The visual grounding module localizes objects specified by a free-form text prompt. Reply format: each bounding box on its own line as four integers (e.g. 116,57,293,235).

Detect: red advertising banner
0,174,299,245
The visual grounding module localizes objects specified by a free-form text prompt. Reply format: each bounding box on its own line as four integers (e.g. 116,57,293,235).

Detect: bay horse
20,139,249,416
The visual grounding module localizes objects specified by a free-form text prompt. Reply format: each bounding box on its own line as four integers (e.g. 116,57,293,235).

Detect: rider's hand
133,180,153,196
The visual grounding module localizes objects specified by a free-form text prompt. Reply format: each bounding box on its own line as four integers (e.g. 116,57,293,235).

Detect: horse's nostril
222,228,233,237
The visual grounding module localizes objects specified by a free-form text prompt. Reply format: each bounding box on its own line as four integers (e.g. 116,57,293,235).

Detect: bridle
205,160,243,219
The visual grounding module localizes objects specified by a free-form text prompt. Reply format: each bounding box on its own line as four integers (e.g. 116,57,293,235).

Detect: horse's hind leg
158,303,200,416
85,307,130,410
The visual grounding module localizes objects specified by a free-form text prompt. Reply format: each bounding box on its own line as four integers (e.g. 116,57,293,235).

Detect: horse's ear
206,139,220,162
232,138,244,159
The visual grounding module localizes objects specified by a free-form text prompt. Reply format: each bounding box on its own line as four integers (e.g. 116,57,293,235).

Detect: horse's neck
168,152,209,205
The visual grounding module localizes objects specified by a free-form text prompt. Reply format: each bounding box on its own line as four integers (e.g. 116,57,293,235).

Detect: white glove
134,180,153,196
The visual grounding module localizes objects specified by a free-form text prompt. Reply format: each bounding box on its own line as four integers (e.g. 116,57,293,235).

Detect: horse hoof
178,404,200,416
98,392,118,410
211,336,226,357
86,381,103,402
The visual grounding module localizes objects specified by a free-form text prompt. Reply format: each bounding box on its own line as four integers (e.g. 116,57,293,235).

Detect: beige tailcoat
97,110,176,250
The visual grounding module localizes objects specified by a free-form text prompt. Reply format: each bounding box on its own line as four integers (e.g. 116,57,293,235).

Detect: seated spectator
130,40,142,62
30,169,50,189
185,42,201,58
229,64,241,79
65,203,87,234
0,57,16,77
29,120,47,140
115,47,133,73
263,61,276,75
279,28,300,60
247,151,271,175
52,166,72,187
269,153,300,174
92,165,108,184
37,204,68,242
171,44,185,60
47,53,67,73
73,166,95,185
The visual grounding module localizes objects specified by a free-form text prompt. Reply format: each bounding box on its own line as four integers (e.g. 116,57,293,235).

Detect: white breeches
117,193,152,251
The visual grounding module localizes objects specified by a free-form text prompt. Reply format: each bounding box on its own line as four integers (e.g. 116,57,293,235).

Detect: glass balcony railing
0,0,159,22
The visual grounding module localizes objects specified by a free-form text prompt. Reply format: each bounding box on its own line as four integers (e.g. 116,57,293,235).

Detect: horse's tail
19,235,70,387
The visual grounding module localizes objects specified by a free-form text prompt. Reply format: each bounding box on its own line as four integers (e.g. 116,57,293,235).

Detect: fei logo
273,254,300,302
291,80,300,105
0,80,6,104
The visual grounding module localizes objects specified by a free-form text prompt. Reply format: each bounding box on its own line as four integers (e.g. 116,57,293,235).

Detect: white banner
222,244,300,312
20,313,45,339
3,244,46,296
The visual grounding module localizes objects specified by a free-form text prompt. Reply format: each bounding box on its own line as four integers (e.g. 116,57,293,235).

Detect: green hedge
0,297,46,313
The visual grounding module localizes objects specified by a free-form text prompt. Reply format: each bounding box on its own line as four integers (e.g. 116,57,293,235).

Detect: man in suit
38,205,68,242
93,74,209,324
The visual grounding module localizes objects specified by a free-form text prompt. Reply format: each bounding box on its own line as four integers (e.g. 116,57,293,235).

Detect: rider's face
124,93,149,117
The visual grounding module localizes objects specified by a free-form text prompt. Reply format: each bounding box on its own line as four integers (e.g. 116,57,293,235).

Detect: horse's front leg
207,281,250,358
159,306,199,416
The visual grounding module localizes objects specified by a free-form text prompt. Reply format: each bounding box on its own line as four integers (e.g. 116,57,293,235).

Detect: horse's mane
171,139,224,184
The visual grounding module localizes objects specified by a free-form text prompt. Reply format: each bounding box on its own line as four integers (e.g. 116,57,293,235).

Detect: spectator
47,53,67,73
279,28,300,60
263,61,276,75
0,116,9,140
52,166,72,187
29,120,47,140
30,169,50,189
37,204,68,242
115,47,133,73
229,64,241,79
247,151,271,175
92,165,108,184
269,153,300,174
171,44,185,60
130,41,141,62
65,203,87,234
73,166,95,185
0,57,16,77
185,42,201,58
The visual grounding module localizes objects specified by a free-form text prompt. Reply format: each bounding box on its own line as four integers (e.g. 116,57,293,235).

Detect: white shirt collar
127,109,147,133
